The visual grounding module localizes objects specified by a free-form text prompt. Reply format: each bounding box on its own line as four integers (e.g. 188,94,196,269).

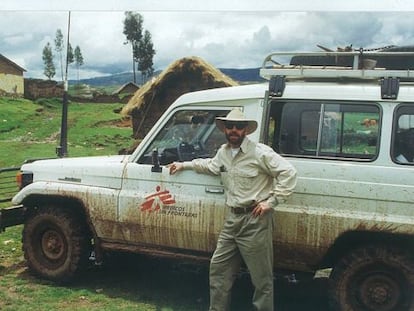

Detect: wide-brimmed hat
215,108,258,134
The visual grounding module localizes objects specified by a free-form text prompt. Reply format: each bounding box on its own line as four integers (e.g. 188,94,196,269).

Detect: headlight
16,171,33,189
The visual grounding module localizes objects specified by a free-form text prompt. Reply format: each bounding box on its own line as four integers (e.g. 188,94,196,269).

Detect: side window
392,105,414,164
138,109,229,165
268,101,380,160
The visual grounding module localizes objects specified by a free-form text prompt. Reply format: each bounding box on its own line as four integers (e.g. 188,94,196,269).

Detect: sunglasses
224,121,248,130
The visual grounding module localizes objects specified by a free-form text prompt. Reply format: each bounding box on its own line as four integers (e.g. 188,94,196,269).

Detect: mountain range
70,67,264,87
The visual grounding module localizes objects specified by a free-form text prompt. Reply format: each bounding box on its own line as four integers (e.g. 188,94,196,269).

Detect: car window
392,105,414,165
138,109,229,165
267,101,380,160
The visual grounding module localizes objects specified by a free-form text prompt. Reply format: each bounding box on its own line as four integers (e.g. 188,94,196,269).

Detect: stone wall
24,79,64,100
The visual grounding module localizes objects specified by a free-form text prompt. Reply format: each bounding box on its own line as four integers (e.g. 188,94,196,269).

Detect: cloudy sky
1,0,414,80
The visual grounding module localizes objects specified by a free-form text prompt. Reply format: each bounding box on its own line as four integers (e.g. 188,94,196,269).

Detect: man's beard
225,131,245,147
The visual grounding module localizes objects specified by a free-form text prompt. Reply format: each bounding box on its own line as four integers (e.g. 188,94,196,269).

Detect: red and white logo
140,186,176,212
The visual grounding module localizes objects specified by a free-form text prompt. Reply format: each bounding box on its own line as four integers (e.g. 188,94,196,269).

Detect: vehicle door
117,108,232,253
265,99,382,268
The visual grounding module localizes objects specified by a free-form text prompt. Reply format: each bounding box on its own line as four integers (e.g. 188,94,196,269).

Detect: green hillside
0,97,134,168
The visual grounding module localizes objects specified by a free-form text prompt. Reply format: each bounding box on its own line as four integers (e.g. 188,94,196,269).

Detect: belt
229,205,255,214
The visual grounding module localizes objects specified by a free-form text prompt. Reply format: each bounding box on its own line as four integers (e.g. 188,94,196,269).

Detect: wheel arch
319,230,414,269
21,194,95,239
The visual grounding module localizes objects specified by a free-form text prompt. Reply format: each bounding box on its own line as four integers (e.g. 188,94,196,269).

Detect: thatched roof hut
112,82,139,96
121,56,238,139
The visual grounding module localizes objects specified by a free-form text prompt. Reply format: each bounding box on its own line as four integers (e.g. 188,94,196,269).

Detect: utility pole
57,11,71,158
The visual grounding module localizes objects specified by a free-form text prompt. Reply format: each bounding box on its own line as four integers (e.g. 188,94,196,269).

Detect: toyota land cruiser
1,50,414,311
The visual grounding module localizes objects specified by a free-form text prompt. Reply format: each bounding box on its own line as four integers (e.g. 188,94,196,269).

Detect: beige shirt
183,137,297,209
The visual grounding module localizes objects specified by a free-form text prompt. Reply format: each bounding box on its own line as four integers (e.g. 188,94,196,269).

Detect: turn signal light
16,171,33,189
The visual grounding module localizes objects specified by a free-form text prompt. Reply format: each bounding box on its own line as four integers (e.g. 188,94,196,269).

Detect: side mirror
151,149,162,173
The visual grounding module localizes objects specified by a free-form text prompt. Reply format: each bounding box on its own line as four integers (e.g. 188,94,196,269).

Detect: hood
21,155,129,189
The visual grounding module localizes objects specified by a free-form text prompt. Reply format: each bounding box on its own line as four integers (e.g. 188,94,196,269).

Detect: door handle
205,186,224,194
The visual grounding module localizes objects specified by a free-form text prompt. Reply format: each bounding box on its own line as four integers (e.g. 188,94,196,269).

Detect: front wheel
329,245,414,311
23,206,91,282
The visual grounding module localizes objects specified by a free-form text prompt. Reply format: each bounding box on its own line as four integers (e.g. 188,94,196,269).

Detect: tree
54,29,65,81
137,30,155,83
74,45,84,83
42,42,56,80
123,11,143,83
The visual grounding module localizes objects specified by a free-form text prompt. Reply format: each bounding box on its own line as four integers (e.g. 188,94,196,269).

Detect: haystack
121,56,238,139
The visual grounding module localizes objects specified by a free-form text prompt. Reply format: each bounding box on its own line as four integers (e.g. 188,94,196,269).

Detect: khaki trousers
209,210,274,311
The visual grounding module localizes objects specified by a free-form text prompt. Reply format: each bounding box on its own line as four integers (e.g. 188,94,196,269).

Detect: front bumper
0,205,26,232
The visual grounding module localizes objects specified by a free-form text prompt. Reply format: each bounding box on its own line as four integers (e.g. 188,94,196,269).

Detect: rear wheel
23,206,91,282
329,245,414,311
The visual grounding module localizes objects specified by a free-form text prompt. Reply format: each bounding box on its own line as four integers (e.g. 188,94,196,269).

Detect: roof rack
259,51,414,81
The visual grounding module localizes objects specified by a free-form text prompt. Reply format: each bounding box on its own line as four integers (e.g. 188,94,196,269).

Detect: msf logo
140,186,176,212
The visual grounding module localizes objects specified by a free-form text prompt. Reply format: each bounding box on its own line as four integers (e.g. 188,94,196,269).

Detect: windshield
139,109,229,164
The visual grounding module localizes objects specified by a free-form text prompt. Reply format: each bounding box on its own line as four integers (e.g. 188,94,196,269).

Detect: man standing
169,108,297,311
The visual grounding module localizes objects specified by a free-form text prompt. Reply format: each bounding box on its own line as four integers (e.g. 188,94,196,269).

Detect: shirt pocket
234,167,259,191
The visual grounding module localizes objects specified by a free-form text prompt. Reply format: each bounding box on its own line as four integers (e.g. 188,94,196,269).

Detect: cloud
1,9,414,80
4,33,34,46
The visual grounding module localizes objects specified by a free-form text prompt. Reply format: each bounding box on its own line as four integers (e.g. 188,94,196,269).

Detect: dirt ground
234,272,330,310
214,269,329,311
96,253,330,311
2,252,330,310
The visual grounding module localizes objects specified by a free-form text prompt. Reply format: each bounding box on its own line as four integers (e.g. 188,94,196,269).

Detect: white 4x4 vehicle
1,51,414,311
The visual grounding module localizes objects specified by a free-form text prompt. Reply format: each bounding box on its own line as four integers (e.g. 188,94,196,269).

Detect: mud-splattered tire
329,245,414,311
23,206,91,282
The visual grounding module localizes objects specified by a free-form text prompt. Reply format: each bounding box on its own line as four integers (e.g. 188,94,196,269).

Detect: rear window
392,105,414,165
267,101,380,160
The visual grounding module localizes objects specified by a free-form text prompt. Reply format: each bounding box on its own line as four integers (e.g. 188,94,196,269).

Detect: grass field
0,97,328,311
